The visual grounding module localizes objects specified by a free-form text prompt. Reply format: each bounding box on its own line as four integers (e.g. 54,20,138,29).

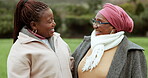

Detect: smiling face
93,13,116,36
31,8,56,38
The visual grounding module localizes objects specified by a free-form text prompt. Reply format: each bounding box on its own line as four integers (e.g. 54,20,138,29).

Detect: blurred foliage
64,14,93,37
128,8,148,36
128,0,137,3
65,5,89,16
119,3,136,14
140,9,148,35
51,8,62,33
0,0,148,38
0,0,14,38
135,2,144,15
86,0,102,13
130,15,144,36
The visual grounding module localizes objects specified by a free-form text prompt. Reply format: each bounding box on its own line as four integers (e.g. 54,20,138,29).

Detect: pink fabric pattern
97,3,134,32
28,29,46,40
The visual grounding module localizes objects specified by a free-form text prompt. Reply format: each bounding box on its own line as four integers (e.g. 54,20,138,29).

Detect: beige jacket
7,30,72,78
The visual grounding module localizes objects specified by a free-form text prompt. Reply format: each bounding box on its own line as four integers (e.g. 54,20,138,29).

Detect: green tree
135,2,144,15
119,3,136,15
0,0,14,38
87,0,102,13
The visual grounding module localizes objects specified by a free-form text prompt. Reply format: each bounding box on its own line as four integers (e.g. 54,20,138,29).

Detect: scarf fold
82,30,124,72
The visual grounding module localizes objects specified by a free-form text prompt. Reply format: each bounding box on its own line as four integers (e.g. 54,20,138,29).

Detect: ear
30,21,37,30
112,28,117,33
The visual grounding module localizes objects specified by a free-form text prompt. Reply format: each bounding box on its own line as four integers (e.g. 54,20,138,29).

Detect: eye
96,21,102,24
48,21,52,23
48,17,54,23
48,19,52,23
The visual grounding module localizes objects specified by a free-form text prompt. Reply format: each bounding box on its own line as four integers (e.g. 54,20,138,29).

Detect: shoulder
72,36,91,57
53,32,69,46
76,35,91,48
77,36,91,46
121,36,144,52
84,36,91,41
53,32,60,36
53,32,63,41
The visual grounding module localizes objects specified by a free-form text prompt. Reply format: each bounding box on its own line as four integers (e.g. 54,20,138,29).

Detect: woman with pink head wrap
72,3,147,78
98,3,133,32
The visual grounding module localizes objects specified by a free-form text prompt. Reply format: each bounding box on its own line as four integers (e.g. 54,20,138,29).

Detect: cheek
98,26,106,31
100,26,112,33
43,24,52,29
38,25,51,33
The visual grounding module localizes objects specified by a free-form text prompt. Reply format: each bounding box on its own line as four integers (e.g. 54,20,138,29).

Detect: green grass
0,37,148,78
129,37,148,58
63,38,83,52
0,39,13,78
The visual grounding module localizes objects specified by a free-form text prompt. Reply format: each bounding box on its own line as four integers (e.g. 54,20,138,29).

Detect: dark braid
13,0,48,43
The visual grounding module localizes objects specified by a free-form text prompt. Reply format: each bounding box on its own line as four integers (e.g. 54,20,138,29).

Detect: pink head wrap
97,3,134,32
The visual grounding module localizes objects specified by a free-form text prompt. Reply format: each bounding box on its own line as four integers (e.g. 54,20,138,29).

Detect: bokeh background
0,0,148,78
0,0,148,38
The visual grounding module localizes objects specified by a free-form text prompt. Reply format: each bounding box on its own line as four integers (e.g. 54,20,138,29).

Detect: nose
52,20,56,27
92,24,100,29
93,25,97,29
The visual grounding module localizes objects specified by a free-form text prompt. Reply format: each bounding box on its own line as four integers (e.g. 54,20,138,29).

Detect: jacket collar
18,27,60,44
106,36,144,78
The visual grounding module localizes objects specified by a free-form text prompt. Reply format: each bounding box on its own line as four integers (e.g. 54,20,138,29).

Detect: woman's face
34,8,56,38
93,13,115,36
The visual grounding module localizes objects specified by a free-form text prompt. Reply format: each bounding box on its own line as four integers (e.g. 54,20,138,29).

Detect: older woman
72,3,147,78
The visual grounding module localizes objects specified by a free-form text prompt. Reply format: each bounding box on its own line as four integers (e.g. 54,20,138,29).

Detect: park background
0,0,148,78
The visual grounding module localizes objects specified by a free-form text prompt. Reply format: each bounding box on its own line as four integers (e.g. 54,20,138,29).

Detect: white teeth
51,29,54,31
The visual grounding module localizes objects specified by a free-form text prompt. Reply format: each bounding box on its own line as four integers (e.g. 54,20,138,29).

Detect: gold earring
35,30,37,34
32,30,37,34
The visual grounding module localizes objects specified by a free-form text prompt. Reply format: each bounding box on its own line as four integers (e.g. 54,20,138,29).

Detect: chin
44,35,52,38
96,33,102,36
49,34,54,37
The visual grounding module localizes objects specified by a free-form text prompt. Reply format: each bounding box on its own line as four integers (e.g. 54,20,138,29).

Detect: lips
49,28,54,32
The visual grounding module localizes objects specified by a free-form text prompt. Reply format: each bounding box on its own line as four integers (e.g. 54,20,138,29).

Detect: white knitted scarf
82,30,125,72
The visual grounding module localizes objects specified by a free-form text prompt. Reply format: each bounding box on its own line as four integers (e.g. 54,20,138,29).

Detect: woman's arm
7,56,30,78
132,50,147,78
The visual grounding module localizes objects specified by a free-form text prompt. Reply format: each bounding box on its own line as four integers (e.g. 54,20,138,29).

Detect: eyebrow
47,17,54,21
95,18,103,20
96,17,109,22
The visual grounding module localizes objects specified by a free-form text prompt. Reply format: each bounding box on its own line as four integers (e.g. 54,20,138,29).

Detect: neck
27,29,46,40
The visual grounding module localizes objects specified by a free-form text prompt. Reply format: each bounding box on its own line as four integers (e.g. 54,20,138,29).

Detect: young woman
72,3,147,78
7,0,72,78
